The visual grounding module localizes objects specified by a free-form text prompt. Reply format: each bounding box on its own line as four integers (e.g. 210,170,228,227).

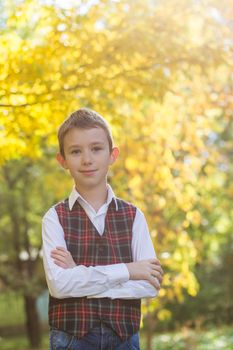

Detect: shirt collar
68,184,118,211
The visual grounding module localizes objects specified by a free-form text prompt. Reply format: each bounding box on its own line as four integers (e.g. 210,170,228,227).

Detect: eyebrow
67,142,105,150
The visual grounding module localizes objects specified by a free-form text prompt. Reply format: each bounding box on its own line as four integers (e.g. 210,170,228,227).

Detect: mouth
79,170,97,175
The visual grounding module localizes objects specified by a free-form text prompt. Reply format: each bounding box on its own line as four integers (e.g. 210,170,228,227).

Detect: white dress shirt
42,185,158,299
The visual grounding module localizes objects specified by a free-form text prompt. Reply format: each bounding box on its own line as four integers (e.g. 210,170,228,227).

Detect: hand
126,258,163,290
50,247,76,269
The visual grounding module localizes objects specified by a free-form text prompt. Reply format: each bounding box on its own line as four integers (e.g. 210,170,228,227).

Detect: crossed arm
51,247,163,290
42,207,163,300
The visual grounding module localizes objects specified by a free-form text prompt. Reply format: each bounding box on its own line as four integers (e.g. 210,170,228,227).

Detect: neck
75,183,108,211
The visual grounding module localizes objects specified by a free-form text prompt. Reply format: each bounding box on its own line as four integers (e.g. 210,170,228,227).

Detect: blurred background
0,0,233,349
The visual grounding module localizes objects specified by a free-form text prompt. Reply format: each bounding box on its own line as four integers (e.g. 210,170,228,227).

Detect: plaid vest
49,198,141,341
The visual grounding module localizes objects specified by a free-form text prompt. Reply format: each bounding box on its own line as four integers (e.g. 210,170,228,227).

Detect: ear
109,147,119,165
56,153,68,169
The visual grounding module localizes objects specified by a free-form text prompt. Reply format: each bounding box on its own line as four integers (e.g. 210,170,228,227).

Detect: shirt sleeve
42,207,129,299
89,208,158,299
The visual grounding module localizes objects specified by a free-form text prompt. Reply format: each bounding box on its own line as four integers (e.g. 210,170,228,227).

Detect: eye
71,149,81,154
92,147,102,152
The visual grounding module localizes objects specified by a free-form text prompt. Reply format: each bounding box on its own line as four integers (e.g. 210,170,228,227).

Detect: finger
55,246,68,252
149,276,160,290
151,270,163,283
51,255,68,264
150,258,162,266
51,248,70,256
151,265,164,275
53,260,69,269
51,251,67,258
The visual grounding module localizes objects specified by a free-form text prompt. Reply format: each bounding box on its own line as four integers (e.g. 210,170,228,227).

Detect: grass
0,326,232,350
147,326,233,350
0,335,48,350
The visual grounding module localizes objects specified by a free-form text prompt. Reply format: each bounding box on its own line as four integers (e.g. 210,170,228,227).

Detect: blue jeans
50,324,140,350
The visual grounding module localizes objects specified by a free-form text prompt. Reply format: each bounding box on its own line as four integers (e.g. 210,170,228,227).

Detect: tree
0,155,71,347
0,0,232,347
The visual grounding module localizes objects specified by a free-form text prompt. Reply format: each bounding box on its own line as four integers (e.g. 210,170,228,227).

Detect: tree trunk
145,328,153,350
24,295,42,349
145,310,156,350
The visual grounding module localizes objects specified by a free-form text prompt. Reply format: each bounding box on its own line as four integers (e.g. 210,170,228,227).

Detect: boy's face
56,127,119,191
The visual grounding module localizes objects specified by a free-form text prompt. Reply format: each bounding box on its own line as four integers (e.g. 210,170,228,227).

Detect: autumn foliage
0,0,232,347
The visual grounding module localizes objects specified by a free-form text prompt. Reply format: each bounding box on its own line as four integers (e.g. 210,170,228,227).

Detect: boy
42,108,163,350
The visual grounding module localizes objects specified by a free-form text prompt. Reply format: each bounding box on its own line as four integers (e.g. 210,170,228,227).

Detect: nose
81,150,92,165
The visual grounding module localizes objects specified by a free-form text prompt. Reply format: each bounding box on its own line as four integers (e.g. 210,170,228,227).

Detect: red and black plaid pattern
49,198,141,341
